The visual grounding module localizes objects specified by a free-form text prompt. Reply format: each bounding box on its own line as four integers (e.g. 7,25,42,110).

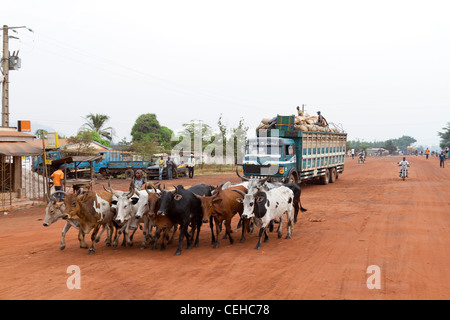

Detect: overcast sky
3,0,450,148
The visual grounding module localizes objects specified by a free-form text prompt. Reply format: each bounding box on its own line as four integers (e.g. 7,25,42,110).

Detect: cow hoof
278,234,282,239
214,243,219,249
140,245,146,250
286,235,291,239
60,245,65,250
240,238,245,243
255,246,261,250
105,243,111,247
174,250,181,256
88,249,95,255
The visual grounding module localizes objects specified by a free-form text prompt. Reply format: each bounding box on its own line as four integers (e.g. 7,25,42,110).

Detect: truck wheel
329,168,337,183
100,168,109,177
287,171,298,184
320,169,330,185
124,169,135,179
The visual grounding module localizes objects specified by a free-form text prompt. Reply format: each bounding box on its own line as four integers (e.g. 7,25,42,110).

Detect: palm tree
81,113,115,141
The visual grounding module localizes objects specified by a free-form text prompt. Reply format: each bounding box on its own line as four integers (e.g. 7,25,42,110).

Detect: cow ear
212,198,222,204
236,198,244,203
256,196,265,203
174,194,183,201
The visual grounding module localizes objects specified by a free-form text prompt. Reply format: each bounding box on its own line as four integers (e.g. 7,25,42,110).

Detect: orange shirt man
51,168,64,201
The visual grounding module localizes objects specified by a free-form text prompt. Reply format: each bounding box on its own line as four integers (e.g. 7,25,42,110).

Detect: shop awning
0,142,43,156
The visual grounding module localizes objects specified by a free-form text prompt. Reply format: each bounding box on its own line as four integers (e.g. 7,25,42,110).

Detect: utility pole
2,25,9,127
1,25,29,127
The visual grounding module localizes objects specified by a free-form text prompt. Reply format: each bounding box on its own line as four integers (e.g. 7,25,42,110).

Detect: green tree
438,122,450,149
130,113,174,150
82,113,115,141
392,135,416,150
384,139,397,154
34,129,48,139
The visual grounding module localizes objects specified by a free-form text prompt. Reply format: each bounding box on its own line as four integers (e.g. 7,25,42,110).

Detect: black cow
157,184,213,256
284,183,307,223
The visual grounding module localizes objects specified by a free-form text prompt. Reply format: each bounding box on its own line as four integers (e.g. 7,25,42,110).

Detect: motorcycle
398,162,409,181
358,154,365,164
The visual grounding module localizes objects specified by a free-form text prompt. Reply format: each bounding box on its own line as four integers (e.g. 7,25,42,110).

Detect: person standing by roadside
166,157,175,180
187,153,195,178
51,165,64,202
425,148,430,159
158,156,166,180
439,151,445,168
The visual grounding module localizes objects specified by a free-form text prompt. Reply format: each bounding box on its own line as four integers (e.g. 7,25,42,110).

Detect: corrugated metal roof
0,142,43,156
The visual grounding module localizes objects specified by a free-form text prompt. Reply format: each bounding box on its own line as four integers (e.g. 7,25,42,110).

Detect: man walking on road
439,151,445,168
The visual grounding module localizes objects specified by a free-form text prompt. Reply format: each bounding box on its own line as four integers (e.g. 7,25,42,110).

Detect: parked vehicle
33,149,151,178
32,149,92,177
242,118,347,185
94,151,151,178
146,154,187,180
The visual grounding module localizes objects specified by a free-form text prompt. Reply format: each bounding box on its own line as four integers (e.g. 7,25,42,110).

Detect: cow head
43,193,66,227
194,193,214,223
145,186,161,217
157,186,183,216
115,187,140,223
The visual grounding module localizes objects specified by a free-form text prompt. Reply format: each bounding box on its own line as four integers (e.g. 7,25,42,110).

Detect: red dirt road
1,156,449,300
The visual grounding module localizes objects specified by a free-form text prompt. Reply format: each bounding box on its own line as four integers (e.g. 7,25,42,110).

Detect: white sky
3,0,450,148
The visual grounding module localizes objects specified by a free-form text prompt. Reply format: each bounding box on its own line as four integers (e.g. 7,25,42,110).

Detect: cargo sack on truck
256,114,344,133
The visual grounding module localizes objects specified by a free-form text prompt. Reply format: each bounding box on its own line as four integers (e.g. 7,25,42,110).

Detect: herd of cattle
42,171,307,256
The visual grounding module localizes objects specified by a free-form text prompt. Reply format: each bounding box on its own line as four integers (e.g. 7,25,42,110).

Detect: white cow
114,187,153,249
236,185,294,250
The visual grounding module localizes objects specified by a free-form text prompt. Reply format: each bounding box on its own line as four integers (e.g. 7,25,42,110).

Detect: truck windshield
245,144,282,157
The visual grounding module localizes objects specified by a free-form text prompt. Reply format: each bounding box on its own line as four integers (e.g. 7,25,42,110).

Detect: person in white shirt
398,157,410,177
187,154,195,178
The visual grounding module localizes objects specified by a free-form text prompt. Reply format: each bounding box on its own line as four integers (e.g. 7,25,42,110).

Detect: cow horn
192,193,203,200
236,167,249,181
258,176,269,185
231,189,246,197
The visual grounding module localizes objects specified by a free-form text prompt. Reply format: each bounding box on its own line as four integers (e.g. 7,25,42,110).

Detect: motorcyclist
398,157,410,178
358,150,365,163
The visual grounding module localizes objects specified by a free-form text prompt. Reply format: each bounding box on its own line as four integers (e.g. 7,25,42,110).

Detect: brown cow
63,190,114,254
196,184,250,248
146,186,178,250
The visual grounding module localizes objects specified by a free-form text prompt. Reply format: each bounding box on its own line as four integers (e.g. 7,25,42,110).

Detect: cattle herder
50,165,65,202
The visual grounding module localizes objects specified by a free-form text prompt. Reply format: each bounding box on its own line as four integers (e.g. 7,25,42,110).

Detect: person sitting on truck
51,165,64,202
316,111,329,127
133,169,146,189
158,156,166,180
